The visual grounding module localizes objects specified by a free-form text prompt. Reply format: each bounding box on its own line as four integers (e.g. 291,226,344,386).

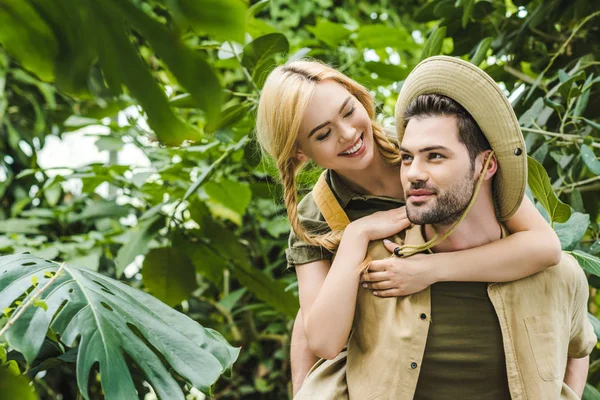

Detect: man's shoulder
525,251,585,289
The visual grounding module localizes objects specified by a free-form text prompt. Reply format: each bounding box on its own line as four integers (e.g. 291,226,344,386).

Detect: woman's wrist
345,221,370,242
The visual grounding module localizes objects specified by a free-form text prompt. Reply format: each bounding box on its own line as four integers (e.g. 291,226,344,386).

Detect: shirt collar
327,169,404,209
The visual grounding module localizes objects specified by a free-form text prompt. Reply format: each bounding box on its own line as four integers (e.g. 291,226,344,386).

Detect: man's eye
344,107,355,118
316,130,331,141
429,153,444,160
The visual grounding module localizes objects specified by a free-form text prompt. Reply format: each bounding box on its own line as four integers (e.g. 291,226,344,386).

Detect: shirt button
411,362,418,369
420,313,427,320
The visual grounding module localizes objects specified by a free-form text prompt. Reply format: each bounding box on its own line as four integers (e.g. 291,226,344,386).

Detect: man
292,56,596,399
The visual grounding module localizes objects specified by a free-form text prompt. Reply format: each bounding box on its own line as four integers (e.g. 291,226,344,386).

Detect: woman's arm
433,196,561,282
291,309,319,395
296,225,370,359
297,207,410,359
362,197,562,296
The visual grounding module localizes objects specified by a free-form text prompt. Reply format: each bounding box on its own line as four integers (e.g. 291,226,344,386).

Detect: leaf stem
168,136,249,227
558,176,600,193
521,127,600,149
229,42,260,93
0,263,66,338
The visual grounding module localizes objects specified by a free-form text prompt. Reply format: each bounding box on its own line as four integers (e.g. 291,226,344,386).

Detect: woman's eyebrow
308,96,352,138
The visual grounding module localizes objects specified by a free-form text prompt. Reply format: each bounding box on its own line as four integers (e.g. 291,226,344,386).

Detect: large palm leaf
0,253,239,399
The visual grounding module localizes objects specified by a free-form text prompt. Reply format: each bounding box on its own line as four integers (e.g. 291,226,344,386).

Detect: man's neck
423,197,502,253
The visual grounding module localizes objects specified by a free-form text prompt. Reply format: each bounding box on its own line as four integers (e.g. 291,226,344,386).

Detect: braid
280,158,309,244
372,123,402,166
279,159,345,253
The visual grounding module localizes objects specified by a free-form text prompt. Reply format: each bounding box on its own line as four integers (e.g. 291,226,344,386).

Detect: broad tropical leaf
571,250,600,277
0,254,239,400
527,156,571,224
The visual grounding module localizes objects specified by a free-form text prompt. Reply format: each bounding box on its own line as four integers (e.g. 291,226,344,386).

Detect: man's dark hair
403,94,491,169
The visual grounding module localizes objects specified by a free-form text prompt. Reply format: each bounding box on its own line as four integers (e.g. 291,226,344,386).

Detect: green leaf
104,0,223,134
531,142,548,164
169,0,247,43
582,118,600,131
553,212,589,250
0,254,239,399
191,207,298,317
28,0,97,97
217,102,252,130
519,98,544,128
421,26,446,61
205,179,252,218
219,288,246,312
470,37,493,66
92,1,198,145
573,74,594,117
242,33,289,87
0,219,50,235
356,24,412,51
306,19,352,49
142,248,198,306
581,145,600,175
543,97,565,114
413,1,438,22
248,0,269,16
115,215,163,278
461,0,475,28
95,136,124,152
527,156,571,224
0,365,37,400
571,250,600,277
583,382,600,400
0,1,57,82
70,200,131,223
364,62,409,83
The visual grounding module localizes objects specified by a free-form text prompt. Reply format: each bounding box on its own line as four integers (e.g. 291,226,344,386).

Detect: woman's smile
338,133,365,157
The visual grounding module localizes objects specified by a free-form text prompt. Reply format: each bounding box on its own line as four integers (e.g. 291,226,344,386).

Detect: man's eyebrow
399,145,452,153
308,96,352,138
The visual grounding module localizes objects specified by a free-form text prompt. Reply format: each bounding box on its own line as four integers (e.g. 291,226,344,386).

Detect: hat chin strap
395,150,495,257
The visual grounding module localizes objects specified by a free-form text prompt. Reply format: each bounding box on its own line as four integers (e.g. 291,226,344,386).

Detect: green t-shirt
414,281,510,399
286,169,403,268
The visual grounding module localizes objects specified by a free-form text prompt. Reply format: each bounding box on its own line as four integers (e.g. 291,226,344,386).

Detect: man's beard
405,170,476,226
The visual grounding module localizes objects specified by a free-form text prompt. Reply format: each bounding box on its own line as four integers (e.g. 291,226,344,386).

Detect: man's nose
405,160,429,182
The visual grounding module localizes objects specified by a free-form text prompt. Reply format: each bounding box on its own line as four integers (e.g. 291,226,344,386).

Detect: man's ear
295,148,309,162
479,150,498,180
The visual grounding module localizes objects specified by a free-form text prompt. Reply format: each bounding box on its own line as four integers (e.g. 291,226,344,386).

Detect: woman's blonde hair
256,60,400,253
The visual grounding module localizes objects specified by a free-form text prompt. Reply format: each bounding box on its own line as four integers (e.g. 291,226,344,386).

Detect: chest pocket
524,309,569,381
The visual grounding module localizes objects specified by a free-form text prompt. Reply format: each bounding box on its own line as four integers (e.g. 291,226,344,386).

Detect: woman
256,60,561,394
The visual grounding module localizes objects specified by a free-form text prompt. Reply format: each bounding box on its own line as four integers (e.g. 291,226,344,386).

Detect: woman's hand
360,240,437,297
347,207,411,241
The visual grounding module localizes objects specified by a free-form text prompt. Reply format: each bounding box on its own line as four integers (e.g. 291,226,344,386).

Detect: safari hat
395,56,526,221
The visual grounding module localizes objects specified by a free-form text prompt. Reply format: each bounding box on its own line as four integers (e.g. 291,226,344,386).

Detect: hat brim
395,56,526,221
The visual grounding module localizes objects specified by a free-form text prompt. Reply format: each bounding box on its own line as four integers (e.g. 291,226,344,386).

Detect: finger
382,239,402,254
361,271,388,283
397,216,411,232
368,259,391,272
364,280,394,290
372,288,400,298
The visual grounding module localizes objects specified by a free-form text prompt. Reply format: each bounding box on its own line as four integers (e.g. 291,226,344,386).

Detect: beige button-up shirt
295,175,597,400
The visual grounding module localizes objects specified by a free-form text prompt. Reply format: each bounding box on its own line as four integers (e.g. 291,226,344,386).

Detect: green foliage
0,253,238,398
1,0,600,397
527,156,571,225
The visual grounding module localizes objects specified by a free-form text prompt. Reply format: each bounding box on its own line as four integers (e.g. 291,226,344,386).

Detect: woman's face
296,81,375,172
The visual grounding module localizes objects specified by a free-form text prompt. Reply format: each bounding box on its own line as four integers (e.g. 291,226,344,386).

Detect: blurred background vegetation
1,0,600,398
